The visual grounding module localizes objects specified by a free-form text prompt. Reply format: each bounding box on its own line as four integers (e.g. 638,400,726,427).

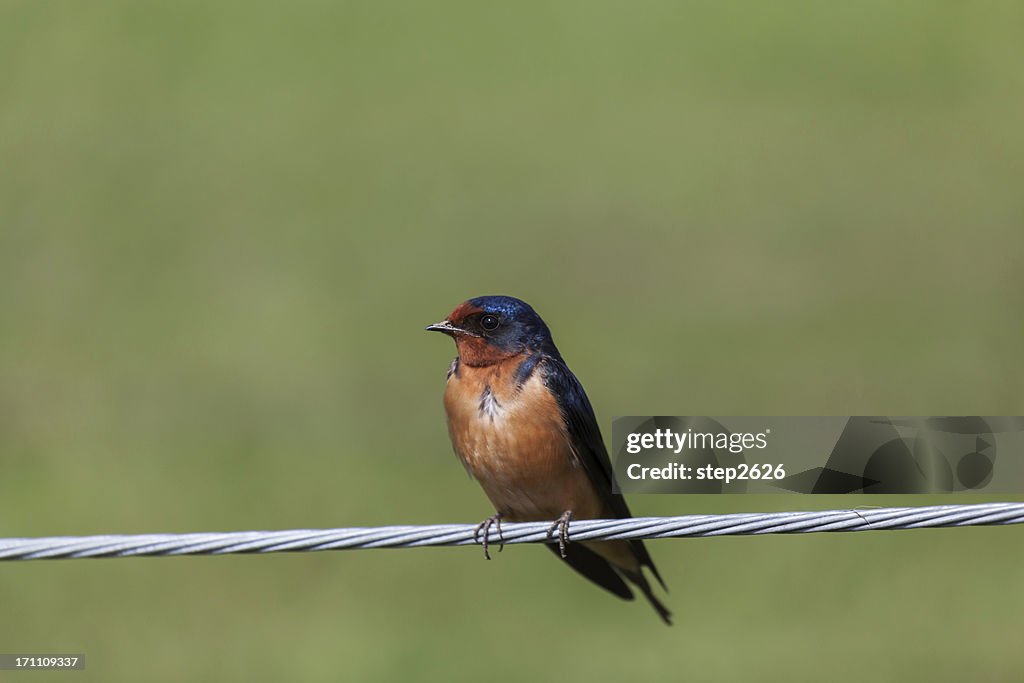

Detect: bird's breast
443,355,599,520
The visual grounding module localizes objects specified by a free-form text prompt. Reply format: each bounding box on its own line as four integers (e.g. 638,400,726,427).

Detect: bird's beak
425,319,462,336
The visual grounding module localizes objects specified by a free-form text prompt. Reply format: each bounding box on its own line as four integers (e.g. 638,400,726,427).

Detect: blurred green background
2,1,1023,681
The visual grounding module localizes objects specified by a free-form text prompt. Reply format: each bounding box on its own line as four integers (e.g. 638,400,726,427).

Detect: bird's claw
474,513,504,560
547,510,573,558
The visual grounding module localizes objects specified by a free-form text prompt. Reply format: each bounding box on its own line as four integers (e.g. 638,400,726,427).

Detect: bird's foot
473,513,504,560
547,510,573,558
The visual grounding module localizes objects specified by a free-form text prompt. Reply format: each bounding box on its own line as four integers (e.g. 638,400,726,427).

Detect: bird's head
426,295,558,366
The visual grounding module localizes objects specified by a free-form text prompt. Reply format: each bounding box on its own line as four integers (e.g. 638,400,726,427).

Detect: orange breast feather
443,355,605,522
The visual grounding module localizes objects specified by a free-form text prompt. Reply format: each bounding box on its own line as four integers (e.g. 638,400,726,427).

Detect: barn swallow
427,295,671,624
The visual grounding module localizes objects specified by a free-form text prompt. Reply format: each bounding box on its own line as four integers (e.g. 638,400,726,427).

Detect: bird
426,295,671,624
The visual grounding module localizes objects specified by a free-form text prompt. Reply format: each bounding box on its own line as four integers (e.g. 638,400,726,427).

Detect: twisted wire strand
1,502,1022,561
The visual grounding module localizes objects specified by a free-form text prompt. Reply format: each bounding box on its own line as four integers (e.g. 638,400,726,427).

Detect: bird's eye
480,314,500,331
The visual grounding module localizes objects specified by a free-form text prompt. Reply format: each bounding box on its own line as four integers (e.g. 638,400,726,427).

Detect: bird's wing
547,542,634,600
540,356,628,514
541,356,666,588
